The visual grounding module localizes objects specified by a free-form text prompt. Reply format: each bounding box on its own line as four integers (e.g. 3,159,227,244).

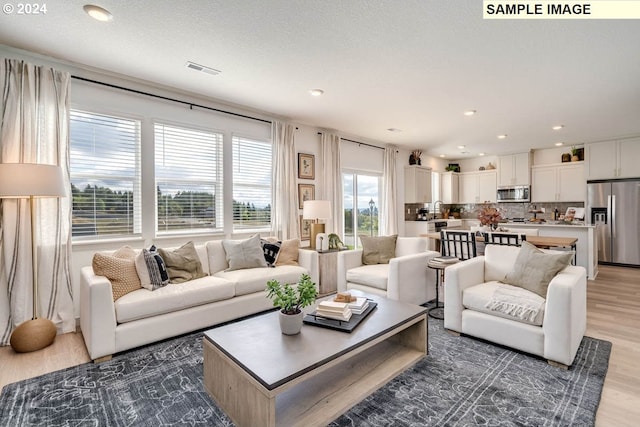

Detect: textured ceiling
1,1,639,159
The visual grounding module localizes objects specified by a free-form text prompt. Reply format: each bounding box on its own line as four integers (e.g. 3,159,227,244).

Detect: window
343,172,381,248
69,110,141,239
232,135,272,230
155,123,223,234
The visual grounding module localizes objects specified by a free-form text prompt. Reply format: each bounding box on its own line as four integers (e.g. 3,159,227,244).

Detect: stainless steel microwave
497,185,530,203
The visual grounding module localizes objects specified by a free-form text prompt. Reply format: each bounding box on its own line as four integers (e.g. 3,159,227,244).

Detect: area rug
0,319,610,427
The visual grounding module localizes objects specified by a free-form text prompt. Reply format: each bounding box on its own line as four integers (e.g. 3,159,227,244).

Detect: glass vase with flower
478,206,502,231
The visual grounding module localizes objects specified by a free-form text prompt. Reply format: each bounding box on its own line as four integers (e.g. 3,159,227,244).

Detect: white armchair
444,244,587,367
337,237,440,305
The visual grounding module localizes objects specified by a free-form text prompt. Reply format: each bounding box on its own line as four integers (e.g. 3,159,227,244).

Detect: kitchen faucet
433,200,443,219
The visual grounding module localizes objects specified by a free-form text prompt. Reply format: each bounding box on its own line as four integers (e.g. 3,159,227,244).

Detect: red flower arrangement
477,207,502,226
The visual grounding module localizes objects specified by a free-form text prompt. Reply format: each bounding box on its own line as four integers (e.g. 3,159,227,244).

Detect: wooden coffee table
203,293,428,427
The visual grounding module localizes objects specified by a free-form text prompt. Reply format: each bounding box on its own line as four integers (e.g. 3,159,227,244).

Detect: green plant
571,146,579,156
266,273,318,315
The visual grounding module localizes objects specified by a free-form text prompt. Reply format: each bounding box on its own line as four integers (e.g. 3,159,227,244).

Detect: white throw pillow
222,234,268,271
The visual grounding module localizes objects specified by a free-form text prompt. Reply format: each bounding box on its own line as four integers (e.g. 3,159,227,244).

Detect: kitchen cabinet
404,165,432,203
459,170,497,204
498,152,531,186
440,171,459,204
531,163,585,203
586,138,640,179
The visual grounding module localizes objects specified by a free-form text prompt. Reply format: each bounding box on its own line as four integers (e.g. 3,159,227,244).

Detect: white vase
279,310,304,335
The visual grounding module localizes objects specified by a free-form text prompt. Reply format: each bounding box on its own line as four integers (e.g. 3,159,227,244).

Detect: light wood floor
1,264,638,426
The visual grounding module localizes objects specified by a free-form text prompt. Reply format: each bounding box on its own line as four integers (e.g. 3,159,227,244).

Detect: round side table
427,258,459,319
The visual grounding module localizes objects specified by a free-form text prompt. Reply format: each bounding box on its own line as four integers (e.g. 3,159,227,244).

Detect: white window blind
232,135,272,230
155,123,223,234
69,110,141,238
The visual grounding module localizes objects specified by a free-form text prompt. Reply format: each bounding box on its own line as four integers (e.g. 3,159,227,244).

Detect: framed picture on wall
300,215,312,240
298,153,315,180
298,183,314,209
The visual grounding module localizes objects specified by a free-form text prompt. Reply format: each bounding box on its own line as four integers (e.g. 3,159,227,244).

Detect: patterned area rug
0,319,610,427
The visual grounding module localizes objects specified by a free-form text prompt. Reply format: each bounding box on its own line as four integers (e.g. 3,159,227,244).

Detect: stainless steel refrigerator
587,179,640,266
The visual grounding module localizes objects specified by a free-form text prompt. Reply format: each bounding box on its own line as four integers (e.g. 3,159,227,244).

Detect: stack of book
432,255,458,264
348,297,369,315
316,301,353,321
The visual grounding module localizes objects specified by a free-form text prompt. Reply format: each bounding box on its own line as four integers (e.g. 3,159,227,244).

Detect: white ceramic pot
279,310,304,335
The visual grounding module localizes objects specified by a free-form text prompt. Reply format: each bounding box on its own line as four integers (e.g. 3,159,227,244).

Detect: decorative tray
303,302,377,333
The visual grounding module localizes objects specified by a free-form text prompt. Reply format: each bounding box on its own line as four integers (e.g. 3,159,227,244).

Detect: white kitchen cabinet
404,165,432,203
586,138,640,179
440,172,459,204
498,152,531,186
531,163,585,203
459,170,497,204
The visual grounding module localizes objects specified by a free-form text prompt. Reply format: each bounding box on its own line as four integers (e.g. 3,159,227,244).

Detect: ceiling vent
185,61,221,76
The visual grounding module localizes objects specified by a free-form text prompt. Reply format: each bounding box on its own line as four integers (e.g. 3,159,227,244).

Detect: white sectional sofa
80,240,318,361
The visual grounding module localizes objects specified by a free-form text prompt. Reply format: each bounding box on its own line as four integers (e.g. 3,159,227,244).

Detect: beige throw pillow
503,241,574,298
275,238,300,266
92,246,142,301
360,235,398,265
158,241,207,283
222,234,268,271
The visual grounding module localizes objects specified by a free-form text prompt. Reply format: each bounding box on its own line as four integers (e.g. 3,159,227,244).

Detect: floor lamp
0,163,67,353
302,200,332,250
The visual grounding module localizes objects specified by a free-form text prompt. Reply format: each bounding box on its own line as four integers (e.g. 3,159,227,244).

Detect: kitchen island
503,223,598,280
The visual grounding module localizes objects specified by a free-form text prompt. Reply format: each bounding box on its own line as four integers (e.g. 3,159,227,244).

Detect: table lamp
0,163,67,353
302,200,332,250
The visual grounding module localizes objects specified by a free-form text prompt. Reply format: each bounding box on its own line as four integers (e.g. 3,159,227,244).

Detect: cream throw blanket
486,284,545,322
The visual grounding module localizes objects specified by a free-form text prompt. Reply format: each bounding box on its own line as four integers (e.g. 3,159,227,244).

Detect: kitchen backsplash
454,202,585,222
404,201,585,222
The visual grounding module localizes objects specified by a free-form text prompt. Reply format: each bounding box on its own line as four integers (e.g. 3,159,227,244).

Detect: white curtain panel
381,146,399,235
321,132,343,235
0,58,74,345
271,121,299,240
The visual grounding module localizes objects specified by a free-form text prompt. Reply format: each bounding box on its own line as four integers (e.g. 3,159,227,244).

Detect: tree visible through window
232,135,272,230
155,123,223,234
343,172,380,248
69,110,141,238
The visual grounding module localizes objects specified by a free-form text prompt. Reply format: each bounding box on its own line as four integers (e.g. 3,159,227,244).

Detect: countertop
502,222,596,229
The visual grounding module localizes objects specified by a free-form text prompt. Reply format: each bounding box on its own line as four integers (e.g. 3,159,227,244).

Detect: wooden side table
317,250,339,296
301,249,339,296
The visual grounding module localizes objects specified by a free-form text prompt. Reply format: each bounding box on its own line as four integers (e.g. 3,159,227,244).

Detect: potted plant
266,273,318,335
571,146,580,161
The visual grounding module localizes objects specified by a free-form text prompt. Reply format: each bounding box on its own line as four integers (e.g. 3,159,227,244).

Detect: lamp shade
0,163,66,198
302,200,331,220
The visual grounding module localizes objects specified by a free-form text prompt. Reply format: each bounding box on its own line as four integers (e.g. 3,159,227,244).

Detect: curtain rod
316,132,384,151
71,75,272,125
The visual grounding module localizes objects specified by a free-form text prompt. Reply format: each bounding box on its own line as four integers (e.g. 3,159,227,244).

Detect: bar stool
428,231,477,319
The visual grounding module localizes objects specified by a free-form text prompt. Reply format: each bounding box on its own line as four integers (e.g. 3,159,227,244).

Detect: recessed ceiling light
552,125,565,130
479,153,486,156
439,154,445,158
463,110,476,116
309,89,324,96
457,145,465,150
83,4,113,22
497,134,507,139
555,142,564,146
387,128,402,132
